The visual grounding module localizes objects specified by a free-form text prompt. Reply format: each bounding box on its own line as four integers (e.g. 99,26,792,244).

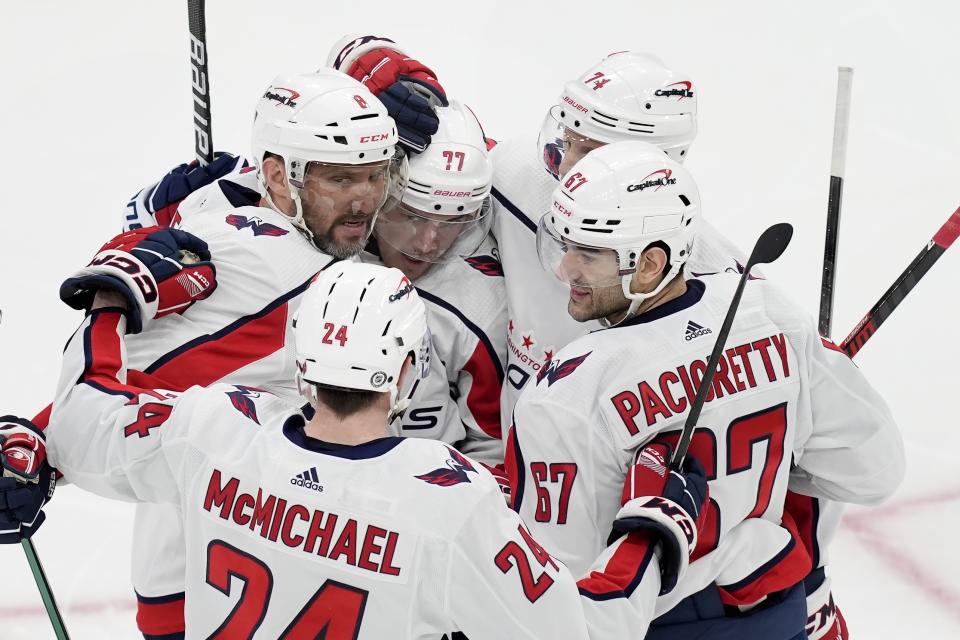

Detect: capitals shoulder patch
225,214,289,237
537,352,592,387
415,446,477,487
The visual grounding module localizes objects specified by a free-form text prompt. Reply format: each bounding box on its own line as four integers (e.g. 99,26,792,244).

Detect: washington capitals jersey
107,169,338,634
374,238,507,465
508,273,904,615
489,135,755,431
49,310,675,639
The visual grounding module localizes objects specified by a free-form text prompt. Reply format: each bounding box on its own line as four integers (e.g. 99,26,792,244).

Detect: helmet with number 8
294,261,430,417
374,100,494,267
540,52,697,179
537,141,700,319
250,68,405,246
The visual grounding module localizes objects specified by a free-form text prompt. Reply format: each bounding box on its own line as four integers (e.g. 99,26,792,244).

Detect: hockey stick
671,223,794,469
21,538,70,639
1,309,70,638
818,67,854,338
187,0,214,165
840,206,960,357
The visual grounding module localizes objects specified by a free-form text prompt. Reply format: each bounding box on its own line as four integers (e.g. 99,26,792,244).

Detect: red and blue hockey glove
123,151,250,230
60,226,218,333
610,443,709,594
481,462,513,504
0,417,56,544
345,48,448,153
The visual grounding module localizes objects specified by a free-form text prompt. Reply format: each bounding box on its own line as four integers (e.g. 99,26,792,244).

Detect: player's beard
567,282,629,323
307,209,376,259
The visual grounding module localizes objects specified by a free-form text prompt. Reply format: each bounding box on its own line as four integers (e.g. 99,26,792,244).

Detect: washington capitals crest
464,255,504,277
415,447,477,487
225,214,289,237
537,351,592,387
225,385,268,424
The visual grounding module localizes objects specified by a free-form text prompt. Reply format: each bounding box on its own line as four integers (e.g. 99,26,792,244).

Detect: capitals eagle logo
415,447,477,487
225,214,289,237
225,385,269,424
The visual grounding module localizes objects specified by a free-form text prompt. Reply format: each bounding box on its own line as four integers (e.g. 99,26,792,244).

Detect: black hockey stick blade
187,0,214,165
670,223,794,469
840,205,960,357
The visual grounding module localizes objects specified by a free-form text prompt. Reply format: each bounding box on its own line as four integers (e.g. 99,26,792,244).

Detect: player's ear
262,155,290,195
629,245,669,294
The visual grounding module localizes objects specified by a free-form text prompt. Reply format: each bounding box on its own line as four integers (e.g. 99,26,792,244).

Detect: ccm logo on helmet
360,134,390,143
654,81,694,100
433,189,472,198
627,169,676,192
562,95,589,114
554,200,574,218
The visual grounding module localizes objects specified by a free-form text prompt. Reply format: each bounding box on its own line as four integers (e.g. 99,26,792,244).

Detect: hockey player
32,257,710,639
509,141,905,638
0,68,404,639
369,101,506,463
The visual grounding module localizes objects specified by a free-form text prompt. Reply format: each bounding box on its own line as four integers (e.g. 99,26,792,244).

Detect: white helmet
250,69,403,243
295,261,430,417
540,52,697,178
375,101,494,264
536,141,700,319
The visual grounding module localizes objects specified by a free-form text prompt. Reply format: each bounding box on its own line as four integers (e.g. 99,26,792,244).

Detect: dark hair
312,384,383,420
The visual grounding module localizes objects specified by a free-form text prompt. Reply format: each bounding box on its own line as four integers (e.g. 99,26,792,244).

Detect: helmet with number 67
540,52,697,179
537,141,700,319
294,262,431,417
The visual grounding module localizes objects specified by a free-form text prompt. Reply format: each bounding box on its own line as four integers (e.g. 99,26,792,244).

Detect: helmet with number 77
537,141,700,318
375,100,494,266
294,261,431,417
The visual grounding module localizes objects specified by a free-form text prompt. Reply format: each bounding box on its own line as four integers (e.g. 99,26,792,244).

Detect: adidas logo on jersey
290,467,324,493
685,320,712,341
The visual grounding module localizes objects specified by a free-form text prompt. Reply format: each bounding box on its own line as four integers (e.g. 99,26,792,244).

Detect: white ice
1,1,958,637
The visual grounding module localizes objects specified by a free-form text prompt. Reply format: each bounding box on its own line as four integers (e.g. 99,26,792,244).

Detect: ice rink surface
2,0,958,637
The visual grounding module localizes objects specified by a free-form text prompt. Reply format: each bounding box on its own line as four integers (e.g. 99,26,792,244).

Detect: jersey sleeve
789,327,905,505
46,309,202,504
446,474,662,639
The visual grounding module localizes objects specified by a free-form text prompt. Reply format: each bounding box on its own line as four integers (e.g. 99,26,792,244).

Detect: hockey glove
346,48,448,153
610,443,709,594
0,417,56,544
123,151,250,230
60,226,218,333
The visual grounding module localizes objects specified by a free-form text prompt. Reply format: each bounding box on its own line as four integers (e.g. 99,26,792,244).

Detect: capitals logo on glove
60,227,218,333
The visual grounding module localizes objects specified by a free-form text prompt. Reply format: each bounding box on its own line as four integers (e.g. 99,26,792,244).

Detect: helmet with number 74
373,100,494,280
540,52,697,179
536,141,700,325
294,262,431,419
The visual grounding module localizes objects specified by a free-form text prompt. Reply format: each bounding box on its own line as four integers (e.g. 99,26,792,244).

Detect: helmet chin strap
258,169,318,245
602,262,681,327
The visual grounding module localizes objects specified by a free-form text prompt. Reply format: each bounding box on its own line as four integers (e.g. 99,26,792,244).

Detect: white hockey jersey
48,309,674,639
489,135,753,430
87,169,338,632
367,239,508,465
508,272,904,613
